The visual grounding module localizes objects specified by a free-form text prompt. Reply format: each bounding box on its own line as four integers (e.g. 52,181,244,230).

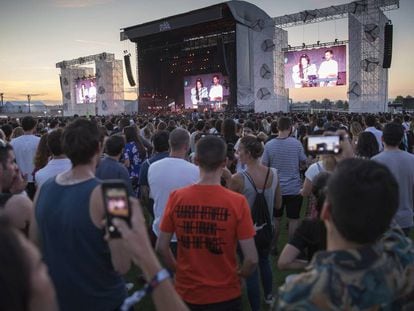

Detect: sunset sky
0,0,413,104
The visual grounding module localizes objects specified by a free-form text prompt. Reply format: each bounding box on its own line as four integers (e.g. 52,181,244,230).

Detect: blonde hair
350,121,363,138
11,127,24,139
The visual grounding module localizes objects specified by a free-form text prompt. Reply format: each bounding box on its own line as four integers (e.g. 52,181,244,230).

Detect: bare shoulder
89,185,104,229
229,172,244,193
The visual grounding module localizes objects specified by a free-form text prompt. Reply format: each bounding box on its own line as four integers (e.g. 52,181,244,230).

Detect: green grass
125,206,300,310
125,203,414,310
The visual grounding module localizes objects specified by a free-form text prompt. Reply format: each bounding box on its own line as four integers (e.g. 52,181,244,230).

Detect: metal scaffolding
56,53,124,116
273,0,399,28
272,0,399,112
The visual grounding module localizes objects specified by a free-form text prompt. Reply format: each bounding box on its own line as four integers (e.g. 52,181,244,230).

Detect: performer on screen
292,54,317,88
209,75,223,102
318,49,338,87
190,78,208,109
89,80,97,103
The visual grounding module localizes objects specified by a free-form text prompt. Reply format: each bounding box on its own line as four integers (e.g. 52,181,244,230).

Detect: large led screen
284,45,347,89
75,78,97,104
183,73,230,109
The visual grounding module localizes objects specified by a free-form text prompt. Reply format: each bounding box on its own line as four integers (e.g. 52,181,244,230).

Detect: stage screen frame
75,77,97,104
183,73,230,109
284,45,347,89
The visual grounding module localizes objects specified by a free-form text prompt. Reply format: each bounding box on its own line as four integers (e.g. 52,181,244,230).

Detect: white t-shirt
35,158,72,187
10,134,40,183
304,161,325,182
209,84,223,101
148,157,199,240
318,59,338,86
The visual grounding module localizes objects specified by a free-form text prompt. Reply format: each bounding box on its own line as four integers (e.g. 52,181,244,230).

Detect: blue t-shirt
35,177,126,311
124,142,144,179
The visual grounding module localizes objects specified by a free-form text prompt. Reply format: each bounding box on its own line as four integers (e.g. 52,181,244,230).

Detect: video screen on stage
183,73,230,109
284,45,347,89
75,78,97,104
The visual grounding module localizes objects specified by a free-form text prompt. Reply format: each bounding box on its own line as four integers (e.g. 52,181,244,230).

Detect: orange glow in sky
0,0,412,104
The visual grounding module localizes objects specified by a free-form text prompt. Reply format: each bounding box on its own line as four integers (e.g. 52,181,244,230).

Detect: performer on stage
292,54,317,88
190,78,208,109
318,49,338,87
209,75,223,102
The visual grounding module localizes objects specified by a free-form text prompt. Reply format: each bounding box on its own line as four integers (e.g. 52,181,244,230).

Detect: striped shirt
262,137,307,195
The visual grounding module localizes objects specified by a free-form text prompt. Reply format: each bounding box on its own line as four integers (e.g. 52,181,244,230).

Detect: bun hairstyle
240,135,264,159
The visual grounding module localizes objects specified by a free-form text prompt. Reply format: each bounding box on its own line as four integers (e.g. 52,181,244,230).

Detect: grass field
125,205,414,310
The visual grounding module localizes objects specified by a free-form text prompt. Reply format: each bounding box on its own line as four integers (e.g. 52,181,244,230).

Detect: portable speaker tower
383,21,393,68
124,54,136,87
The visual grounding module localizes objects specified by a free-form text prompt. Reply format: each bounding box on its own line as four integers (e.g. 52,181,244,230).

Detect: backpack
244,168,274,250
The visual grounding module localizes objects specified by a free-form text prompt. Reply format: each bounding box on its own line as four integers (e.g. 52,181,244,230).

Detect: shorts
274,195,303,219
186,297,242,311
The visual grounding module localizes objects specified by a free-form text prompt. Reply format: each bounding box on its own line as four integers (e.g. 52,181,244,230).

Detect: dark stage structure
121,1,280,113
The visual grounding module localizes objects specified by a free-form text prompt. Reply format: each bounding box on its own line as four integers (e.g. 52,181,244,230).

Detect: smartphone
306,135,341,155
101,180,131,239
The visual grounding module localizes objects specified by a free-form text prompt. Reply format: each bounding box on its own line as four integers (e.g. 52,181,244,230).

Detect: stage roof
120,0,273,42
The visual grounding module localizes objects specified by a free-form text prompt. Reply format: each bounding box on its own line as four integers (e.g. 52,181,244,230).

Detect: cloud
52,0,114,8
75,39,111,46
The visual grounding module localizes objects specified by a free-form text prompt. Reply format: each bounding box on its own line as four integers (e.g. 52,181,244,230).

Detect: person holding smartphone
31,119,131,311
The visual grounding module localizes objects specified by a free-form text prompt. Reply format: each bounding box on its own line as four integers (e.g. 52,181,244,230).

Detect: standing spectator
148,128,199,251
364,114,383,152
11,126,24,139
35,129,71,188
277,159,414,309
350,121,363,151
230,135,281,310
372,122,414,235
33,133,50,183
157,135,258,309
189,120,205,153
139,130,170,218
10,116,40,199
355,131,379,159
95,134,133,196
222,118,239,173
262,117,307,243
31,119,130,311
1,124,13,142
123,125,147,195
0,141,32,235
0,217,58,311
265,120,278,143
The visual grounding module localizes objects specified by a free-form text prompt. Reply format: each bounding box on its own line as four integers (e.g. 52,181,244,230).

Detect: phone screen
307,135,341,155
106,188,129,216
102,181,130,238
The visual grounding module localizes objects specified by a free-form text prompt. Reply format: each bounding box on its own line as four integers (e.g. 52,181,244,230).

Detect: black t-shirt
289,219,327,261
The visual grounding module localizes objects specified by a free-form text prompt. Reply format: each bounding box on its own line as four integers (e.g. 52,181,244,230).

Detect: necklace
56,171,94,185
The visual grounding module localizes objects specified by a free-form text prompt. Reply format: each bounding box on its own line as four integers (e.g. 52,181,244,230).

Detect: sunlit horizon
1,0,413,105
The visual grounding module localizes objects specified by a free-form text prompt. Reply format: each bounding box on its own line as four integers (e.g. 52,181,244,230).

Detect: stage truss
56,53,124,116
273,0,399,113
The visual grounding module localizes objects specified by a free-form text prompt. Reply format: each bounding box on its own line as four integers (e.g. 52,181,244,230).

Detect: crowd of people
0,110,413,311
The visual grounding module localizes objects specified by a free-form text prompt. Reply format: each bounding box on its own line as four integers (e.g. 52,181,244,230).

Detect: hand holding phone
102,180,131,239
306,135,341,155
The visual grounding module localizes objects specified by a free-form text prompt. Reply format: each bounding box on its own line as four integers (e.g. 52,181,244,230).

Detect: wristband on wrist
145,268,171,295
121,268,171,311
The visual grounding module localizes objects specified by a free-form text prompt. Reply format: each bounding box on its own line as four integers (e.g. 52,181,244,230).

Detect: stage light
334,38,338,43
288,44,291,49
317,40,320,45
302,43,306,48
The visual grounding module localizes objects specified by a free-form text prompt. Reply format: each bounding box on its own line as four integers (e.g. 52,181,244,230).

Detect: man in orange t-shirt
157,135,258,310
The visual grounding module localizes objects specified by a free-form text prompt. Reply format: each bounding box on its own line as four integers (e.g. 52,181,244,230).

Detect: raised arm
89,185,131,274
